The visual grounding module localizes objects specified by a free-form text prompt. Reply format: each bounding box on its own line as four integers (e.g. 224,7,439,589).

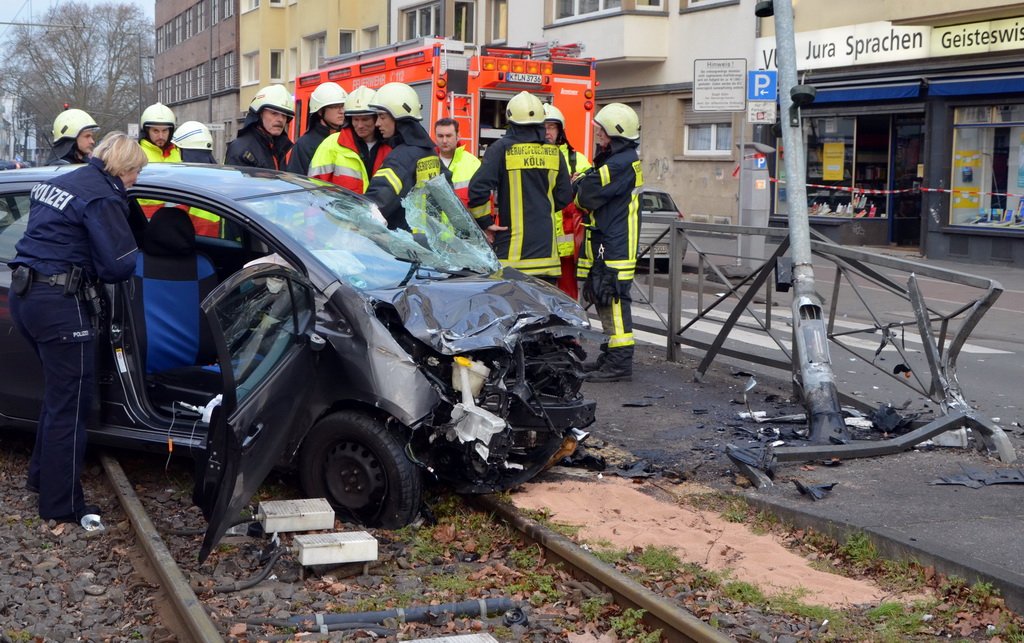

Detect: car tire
298,410,422,528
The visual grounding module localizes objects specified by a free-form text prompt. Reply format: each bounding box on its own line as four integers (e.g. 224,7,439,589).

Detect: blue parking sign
748,70,778,101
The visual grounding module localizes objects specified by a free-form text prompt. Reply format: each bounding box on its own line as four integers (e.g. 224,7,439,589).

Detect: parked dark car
0,165,596,559
637,187,686,268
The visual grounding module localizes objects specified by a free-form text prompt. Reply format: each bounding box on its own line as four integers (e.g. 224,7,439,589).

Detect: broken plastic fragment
792,479,837,500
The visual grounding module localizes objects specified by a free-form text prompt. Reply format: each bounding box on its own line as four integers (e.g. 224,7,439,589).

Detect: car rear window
641,192,676,212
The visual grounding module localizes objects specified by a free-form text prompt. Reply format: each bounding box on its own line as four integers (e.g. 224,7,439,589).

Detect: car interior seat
130,206,222,410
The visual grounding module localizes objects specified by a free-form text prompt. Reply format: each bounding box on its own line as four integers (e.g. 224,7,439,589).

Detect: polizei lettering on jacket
505,144,560,171
844,29,923,61
30,183,75,211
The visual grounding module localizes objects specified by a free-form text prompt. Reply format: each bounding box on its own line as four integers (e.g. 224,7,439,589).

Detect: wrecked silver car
0,165,596,559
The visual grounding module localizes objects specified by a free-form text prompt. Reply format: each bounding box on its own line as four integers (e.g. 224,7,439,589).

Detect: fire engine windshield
242,177,501,290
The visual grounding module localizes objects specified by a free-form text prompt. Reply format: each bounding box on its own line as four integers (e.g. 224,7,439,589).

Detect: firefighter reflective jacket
555,144,591,257
225,111,294,170
138,139,189,223
467,124,572,277
575,137,643,281
446,146,481,208
365,119,447,229
308,127,391,194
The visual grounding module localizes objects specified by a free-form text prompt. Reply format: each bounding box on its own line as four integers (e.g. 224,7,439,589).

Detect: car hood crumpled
376,273,590,354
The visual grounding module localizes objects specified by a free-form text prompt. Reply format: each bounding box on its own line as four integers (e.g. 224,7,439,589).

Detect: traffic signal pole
771,0,849,443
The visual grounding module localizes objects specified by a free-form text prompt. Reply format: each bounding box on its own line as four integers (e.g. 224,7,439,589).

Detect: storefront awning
812,82,921,104
928,75,1024,97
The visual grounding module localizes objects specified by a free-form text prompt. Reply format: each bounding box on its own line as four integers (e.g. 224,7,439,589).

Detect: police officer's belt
30,269,69,287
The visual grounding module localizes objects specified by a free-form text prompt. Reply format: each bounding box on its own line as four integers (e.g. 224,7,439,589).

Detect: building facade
390,0,759,223
154,0,240,161
758,1,1024,265
236,0,388,119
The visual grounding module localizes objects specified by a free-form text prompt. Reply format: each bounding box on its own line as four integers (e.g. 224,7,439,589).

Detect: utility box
739,141,775,271
292,531,378,566
257,498,335,533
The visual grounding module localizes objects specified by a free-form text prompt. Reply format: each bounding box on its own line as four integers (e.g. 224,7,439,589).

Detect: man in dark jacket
225,84,294,170
286,81,347,175
364,82,447,229
467,91,572,281
47,108,99,165
575,103,643,382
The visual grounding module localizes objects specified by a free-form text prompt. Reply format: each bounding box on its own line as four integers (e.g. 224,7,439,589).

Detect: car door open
193,263,321,562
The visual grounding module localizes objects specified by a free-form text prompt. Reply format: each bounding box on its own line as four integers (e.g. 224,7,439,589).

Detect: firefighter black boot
580,343,608,373
584,346,632,382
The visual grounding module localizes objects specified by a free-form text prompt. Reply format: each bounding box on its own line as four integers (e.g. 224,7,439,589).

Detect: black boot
584,347,633,382
580,344,608,373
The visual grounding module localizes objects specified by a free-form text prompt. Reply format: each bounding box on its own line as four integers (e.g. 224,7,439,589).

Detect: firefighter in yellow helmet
48,108,99,165
172,121,223,236
139,102,181,162
575,102,643,382
308,85,392,193
544,103,592,299
467,91,572,281
287,81,347,175
225,84,295,169
364,82,447,229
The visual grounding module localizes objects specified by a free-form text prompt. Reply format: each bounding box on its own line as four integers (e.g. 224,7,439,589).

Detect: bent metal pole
772,0,848,443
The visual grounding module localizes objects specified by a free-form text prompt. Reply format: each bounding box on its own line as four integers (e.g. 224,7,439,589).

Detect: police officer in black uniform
575,103,643,382
9,132,147,527
225,84,295,170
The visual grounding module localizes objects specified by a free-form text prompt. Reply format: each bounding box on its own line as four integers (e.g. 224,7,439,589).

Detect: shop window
950,105,1024,227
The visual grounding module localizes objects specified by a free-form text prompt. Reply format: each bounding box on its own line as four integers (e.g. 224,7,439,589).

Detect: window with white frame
682,100,732,155
196,1,205,31
288,47,298,80
490,0,507,42
212,57,221,91
223,0,234,18
556,0,621,20
269,50,284,81
197,62,206,96
363,26,379,49
686,0,734,7
242,52,259,85
269,0,284,5
338,30,354,54
212,0,219,23
303,33,326,71
245,0,259,11
403,2,441,39
223,51,236,88
185,68,194,99
453,1,474,43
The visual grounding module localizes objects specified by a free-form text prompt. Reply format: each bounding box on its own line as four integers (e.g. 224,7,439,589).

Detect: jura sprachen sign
755,17,1024,71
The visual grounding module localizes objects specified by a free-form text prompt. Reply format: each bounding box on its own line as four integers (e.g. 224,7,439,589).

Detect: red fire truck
293,38,597,157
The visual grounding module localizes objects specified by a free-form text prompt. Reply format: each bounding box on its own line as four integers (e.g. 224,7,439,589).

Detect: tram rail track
101,447,733,642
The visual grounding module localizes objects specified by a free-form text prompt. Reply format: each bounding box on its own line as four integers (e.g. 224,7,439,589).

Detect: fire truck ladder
449,92,474,148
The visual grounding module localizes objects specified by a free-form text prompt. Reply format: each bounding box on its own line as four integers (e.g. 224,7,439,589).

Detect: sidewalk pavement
598,240,1024,612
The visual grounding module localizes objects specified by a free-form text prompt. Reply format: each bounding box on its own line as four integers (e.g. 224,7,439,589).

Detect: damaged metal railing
661,221,1016,465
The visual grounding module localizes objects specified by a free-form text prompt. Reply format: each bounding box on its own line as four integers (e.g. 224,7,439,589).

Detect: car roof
0,163,323,201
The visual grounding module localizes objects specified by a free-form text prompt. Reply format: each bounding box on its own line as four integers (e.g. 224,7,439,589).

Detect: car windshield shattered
240,176,501,289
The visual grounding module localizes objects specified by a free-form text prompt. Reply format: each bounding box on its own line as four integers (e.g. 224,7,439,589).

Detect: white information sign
747,100,777,124
693,58,747,112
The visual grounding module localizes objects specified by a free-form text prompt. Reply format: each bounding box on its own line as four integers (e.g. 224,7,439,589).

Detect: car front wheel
298,410,422,528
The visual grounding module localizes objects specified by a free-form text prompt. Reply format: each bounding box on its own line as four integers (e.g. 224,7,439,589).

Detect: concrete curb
742,493,1024,613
